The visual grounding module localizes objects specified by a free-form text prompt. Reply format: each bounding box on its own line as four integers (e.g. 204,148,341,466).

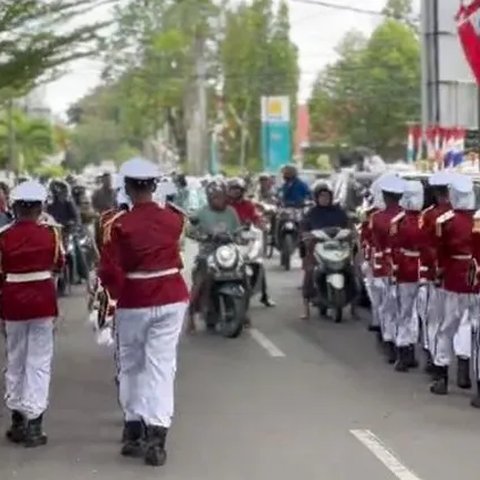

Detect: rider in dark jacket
301,181,349,319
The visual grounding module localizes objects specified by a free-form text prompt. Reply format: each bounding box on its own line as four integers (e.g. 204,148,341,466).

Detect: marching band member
430,174,475,396
99,158,189,467
360,180,384,332
470,209,480,408
419,171,452,374
370,174,405,363
2,180,64,447
389,181,425,372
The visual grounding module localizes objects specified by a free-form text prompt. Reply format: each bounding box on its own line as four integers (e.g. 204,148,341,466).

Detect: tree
382,0,412,19
220,0,299,169
0,0,111,96
308,0,420,155
0,110,54,171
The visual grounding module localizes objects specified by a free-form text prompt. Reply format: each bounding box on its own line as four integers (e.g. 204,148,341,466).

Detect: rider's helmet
206,180,226,198
228,177,246,191
312,180,333,200
49,179,70,198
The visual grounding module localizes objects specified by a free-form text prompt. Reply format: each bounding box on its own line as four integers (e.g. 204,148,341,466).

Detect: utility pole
187,32,208,175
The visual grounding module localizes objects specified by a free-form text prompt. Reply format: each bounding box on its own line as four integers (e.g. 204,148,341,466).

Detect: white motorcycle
238,225,265,299
308,227,355,323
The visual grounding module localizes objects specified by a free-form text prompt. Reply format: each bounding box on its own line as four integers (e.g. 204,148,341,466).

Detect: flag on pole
457,0,480,84
415,126,423,162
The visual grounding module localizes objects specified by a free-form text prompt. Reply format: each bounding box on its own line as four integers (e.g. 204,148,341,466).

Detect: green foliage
35,163,66,179
0,0,110,96
220,0,299,169
0,109,54,172
308,0,419,155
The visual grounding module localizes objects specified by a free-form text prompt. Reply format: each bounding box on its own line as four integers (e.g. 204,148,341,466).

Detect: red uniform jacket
229,199,261,226
390,211,426,283
370,204,403,278
472,212,480,293
419,202,451,281
360,206,378,261
0,220,64,321
436,210,474,294
99,202,189,309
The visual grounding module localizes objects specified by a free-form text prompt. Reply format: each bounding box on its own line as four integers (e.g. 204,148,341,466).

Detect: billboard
261,96,291,172
421,0,478,128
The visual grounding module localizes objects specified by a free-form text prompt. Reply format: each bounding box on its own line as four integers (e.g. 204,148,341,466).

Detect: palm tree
0,109,54,172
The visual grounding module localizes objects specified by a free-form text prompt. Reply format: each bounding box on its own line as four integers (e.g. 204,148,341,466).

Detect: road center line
249,328,286,358
350,429,423,480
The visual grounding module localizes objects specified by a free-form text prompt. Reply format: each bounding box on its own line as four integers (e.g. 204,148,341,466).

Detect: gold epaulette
419,205,435,229
389,211,406,236
103,211,126,245
167,201,187,217
436,210,454,237
0,222,13,235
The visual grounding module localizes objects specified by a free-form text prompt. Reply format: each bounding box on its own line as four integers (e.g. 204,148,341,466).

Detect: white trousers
395,283,419,347
416,283,432,350
370,276,387,332
4,319,55,420
116,302,187,428
362,263,378,325
426,287,444,355
433,291,472,367
453,310,471,359
381,282,397,342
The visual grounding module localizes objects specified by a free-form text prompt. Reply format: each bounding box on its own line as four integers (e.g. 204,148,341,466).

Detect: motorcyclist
0,181,13,227
301,181,349,319
187,181,240,333
256,173,276,204
227,178,275,307
47,180,83,283
279,165,311,207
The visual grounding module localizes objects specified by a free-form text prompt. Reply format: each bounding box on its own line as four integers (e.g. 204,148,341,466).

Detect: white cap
450,174,473,193
429,171,452,186
11,180,47,203
120,157,160,180
400,180,424,211
379,174,405,194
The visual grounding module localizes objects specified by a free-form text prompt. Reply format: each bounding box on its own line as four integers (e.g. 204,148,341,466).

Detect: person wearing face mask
370,174,405,364
430,174,475,397
301,181,349,319
389,181,426,372
279,165,311,208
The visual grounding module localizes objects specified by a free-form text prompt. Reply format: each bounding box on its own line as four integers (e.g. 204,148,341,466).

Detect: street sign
261,96,291,172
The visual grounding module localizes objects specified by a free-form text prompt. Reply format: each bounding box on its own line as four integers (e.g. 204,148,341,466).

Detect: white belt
451,255,472,261
401,249,420,258
125,268,180,280
6,271,52,283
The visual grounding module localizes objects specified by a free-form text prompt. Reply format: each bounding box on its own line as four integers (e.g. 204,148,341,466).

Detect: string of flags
407,125,468,169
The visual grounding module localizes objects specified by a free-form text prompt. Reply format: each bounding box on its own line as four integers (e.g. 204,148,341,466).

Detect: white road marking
249,328,286,358
350,429,422,480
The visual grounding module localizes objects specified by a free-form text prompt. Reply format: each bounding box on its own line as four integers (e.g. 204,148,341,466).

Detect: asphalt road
1,247,480,480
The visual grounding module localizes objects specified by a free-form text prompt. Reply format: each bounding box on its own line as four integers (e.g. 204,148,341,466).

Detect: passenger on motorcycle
227,178,275,307
301,181,349,319
256,173,276,204
187,181,240,333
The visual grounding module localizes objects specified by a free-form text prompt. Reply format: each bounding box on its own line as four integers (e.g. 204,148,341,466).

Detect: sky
44,0,421,116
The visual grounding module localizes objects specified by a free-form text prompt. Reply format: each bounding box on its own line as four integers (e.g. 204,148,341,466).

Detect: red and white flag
457,0,480,84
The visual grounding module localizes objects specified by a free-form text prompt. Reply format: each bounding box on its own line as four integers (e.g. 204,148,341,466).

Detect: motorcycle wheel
318,306,327,317
334,307,343,323
281,235,294,271
219,295,245,339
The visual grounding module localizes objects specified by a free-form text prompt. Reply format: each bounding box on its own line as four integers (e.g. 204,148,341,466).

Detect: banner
457,0,480,84
261,96,291,172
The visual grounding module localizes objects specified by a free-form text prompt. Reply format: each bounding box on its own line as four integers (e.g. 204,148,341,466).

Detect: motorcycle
57,229,75,296
275,206,303,271
199,231,249,338
257,202,277,258
307,227,356,323
238,224,265,299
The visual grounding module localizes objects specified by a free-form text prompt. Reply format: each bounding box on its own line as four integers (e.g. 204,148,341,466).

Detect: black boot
456,357,472,390
430,366,449,395
24,415,47,448
406,345,419,369
424,350,435,375
368,325,381,333
394,347,409,372
260,296,276,307
6,410,26,444
471,382,480,408
385,342,397,364
144,425,168,467
121,421,144,457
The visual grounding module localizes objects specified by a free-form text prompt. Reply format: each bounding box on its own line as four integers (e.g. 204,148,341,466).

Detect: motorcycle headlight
284,221,295,230
215,245,238,269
